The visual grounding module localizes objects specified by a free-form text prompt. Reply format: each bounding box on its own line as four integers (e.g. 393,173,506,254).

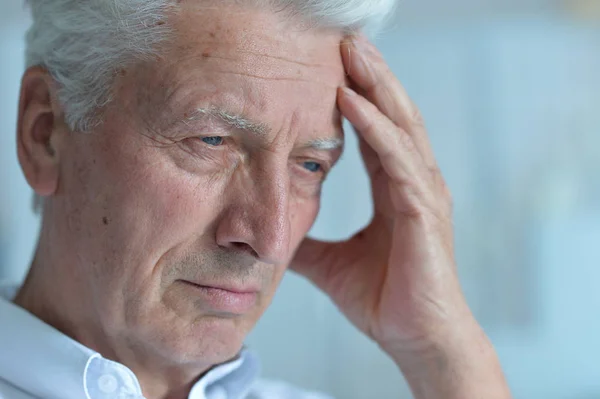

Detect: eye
201,136,224,146
303,161,322,173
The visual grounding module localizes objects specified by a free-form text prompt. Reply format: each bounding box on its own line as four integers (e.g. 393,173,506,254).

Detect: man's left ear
16,66,68,197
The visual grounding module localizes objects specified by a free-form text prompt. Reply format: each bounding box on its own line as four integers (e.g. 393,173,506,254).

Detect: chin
149,315,251,364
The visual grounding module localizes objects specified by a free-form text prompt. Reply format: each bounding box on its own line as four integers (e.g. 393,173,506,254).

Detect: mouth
178,280,259,314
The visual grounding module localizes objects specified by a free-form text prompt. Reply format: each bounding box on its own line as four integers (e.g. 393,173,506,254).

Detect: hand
290,34,475,357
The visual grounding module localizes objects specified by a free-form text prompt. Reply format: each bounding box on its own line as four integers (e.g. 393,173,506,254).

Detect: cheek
289,196,321,251
261,197,320,290
110,153,221,244
84,134,227,275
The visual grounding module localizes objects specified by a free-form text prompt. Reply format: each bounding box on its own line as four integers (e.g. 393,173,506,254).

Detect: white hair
25,0,397,133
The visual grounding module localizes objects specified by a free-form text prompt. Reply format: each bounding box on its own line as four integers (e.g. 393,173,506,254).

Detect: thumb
289,237,346,292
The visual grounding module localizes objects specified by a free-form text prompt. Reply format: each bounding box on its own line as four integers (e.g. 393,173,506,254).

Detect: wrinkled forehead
173,2,343,56
171,2,346,85
131,2,348,128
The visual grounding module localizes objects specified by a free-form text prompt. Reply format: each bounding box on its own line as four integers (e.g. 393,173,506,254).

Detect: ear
16,66,68,197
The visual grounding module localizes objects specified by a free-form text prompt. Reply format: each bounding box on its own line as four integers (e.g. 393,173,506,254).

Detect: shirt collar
0,283,260,399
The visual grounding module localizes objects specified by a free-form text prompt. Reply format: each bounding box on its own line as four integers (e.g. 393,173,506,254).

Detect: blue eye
303,161,322,173
201,136,224,146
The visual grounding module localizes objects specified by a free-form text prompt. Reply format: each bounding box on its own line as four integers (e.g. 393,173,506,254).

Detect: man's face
57,3,346,364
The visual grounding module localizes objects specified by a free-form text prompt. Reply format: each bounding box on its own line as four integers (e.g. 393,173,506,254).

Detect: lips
179,280,259,314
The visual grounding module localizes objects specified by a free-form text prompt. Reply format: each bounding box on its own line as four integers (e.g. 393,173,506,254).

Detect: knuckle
362,118,379,137
398,200,426,220
410,106,425,125
396,129,417,153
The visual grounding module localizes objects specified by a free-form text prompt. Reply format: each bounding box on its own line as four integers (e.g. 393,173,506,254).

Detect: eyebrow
183,107,344,151
185,107,270,136
304,138,344,150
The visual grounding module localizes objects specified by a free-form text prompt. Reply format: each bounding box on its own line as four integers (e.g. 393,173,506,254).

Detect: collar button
98,374,119,394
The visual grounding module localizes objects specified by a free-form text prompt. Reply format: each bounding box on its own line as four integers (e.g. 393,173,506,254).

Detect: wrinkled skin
17,4,345,397
15,1,510,399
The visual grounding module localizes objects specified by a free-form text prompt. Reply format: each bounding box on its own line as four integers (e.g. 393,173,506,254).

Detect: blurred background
1,1,599,398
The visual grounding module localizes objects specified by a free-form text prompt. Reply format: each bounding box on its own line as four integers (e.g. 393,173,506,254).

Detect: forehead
170,2,345,73
140,2,347,139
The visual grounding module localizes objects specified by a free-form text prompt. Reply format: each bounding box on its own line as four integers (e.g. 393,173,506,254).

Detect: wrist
385,321,511,399
382,317,493,374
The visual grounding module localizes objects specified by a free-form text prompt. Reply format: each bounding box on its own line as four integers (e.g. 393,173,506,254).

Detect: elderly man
0,0,511,398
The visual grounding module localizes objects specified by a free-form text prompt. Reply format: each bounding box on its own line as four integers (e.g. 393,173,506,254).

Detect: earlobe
16,66,65,197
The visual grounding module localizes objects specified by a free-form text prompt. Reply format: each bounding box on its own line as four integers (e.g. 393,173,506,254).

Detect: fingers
338,86,426,190
341,35,437,170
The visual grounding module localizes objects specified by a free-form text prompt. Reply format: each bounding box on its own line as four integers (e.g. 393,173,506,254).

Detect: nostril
231,242,259,259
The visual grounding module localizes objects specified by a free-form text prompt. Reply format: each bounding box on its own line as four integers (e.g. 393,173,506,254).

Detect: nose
215,166,291,265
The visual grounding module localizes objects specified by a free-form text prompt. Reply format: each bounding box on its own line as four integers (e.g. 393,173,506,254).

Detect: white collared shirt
0,284,333,399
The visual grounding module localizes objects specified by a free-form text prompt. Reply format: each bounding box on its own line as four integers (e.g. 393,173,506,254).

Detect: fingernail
348,39,369,75
341,87,357,97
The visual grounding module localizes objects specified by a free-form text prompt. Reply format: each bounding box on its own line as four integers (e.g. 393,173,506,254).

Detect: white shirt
0,284,333,399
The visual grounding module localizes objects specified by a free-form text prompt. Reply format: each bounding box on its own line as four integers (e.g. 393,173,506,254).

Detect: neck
13,221,214,399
